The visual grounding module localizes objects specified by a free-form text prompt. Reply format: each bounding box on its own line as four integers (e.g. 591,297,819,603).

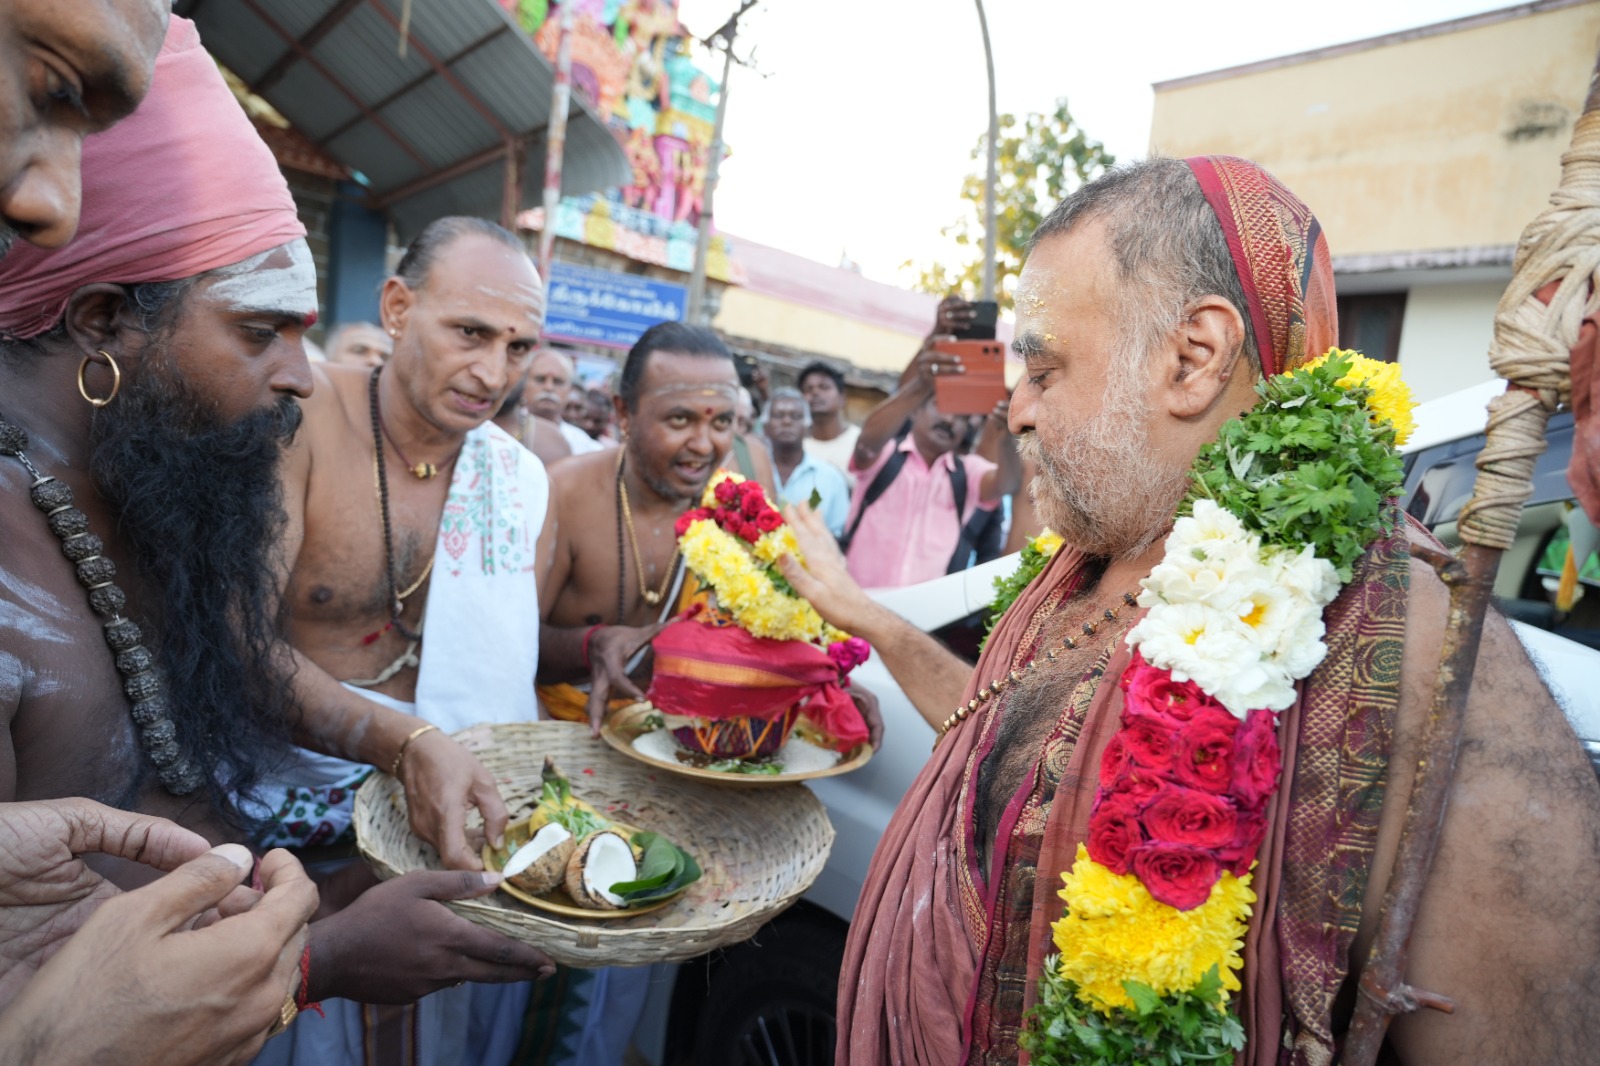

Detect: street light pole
685,0,759,325
974,0,998,303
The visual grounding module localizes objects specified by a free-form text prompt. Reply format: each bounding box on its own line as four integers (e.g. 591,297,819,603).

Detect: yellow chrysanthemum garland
676,472,850,646
1052,845,1255,1012
1303,349,1416,446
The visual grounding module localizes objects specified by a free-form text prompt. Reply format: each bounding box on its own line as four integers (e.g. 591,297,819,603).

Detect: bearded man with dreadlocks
0,12,552,1027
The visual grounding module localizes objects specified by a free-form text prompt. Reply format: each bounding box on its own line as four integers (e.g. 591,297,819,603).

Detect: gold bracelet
390,723,441,777
266,994,299,1038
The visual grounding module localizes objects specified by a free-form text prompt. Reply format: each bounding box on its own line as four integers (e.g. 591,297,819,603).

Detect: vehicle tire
690,910,846,1066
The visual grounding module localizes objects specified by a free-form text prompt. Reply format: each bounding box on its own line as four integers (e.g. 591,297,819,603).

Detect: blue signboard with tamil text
543,261,685,349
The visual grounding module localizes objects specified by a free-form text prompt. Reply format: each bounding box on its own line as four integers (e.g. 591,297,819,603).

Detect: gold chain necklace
616,449,678,607
938,590,1140,740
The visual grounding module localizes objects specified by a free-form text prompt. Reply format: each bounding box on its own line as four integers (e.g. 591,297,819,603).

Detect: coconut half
502,822,575,896
564,831,637,910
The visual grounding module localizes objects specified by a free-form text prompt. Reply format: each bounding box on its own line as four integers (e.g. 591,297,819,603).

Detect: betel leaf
608,832,682,895
617,831,702,904
808,488,823,510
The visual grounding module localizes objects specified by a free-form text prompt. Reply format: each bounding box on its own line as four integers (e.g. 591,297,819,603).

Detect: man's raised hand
776,503,877,634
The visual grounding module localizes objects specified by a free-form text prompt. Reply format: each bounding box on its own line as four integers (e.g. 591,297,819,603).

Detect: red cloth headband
1185,155,1339,377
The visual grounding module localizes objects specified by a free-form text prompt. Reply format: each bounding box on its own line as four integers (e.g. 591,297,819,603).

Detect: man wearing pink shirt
842,351,1021,588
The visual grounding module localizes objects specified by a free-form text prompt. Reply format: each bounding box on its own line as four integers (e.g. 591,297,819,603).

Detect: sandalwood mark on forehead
646,383,740,403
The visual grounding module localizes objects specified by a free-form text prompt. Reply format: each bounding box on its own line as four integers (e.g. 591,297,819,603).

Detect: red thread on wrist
581,624,606,671
297,944,325,1018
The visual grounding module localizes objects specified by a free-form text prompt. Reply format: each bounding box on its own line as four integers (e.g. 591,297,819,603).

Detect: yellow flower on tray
1052,845,1255,1013
1301,348,1417,446
1032,529,1065,557
676,479,845,646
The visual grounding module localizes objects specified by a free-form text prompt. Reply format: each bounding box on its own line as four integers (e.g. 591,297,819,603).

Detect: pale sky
673,0,1511,287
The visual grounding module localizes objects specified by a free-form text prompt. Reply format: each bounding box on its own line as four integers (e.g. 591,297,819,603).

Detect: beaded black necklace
367,367,426,642
0,408,202,795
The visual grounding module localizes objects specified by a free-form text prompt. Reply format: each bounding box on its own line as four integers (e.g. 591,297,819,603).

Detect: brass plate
599,702,872,787
482,814,687,920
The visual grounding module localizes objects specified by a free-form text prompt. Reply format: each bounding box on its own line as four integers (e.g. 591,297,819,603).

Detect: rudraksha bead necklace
936,591,1140,742
0,407,202,794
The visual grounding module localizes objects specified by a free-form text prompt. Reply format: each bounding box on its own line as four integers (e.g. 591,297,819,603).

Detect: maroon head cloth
1186,155,1339,376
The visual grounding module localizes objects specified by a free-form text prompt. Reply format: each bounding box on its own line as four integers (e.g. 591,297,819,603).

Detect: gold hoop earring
77,350,122,408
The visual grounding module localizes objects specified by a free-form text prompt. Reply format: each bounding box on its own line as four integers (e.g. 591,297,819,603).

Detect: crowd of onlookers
316,294,1035,620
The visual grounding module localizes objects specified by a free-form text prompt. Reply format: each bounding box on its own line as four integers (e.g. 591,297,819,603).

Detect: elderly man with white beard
779,157,1600,1066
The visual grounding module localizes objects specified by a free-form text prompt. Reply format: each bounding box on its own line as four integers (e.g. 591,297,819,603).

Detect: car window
1401,412,1576,527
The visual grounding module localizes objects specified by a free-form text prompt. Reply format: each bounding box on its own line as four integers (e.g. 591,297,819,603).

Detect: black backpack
838,436,976,575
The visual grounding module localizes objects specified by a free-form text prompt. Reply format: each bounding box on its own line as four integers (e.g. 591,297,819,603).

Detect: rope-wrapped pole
1342,51,1600,1065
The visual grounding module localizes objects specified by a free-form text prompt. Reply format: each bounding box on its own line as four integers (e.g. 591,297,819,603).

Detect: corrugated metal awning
176,0,630,242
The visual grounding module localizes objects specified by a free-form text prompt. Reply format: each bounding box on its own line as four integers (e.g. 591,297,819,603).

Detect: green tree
908,98,1114,310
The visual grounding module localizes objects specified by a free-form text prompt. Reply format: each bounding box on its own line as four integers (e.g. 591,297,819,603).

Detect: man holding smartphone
839,348,1021,588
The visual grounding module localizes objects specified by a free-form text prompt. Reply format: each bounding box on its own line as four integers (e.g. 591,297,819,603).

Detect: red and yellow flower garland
674,471,867,666
1026,351,1415,1060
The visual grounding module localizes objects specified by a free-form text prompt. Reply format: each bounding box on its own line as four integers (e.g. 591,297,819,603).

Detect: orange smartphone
932,339,1008,415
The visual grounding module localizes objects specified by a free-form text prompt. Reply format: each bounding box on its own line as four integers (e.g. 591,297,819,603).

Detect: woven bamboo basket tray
353,721,835,968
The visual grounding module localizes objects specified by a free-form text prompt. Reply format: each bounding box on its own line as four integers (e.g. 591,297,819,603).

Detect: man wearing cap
777,158,1600,1064
0,12,552,1045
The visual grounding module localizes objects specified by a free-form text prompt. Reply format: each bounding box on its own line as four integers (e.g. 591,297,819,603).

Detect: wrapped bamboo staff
1342,48,1600,1065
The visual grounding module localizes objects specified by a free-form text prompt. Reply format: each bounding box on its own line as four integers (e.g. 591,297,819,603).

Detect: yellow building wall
714,287,924,373
1395,282,1505,402
1149,1,1600,256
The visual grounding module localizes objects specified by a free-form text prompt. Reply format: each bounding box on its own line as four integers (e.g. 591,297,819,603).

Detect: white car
634,383,1600,1064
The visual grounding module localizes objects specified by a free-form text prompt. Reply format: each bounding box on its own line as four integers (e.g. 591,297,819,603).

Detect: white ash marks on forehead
457,281,545,333
473,280,544,304
1014,287,1051,316
204,238,317,317
646,382,741,403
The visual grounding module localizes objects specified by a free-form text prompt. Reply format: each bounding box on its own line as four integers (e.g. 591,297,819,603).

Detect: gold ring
266,994,299,1038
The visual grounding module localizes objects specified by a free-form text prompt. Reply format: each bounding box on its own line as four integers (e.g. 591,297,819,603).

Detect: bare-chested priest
260,214,560,1065
0,17,551,1054
537,321,883,750
0,5,320,1064
537,322,738,725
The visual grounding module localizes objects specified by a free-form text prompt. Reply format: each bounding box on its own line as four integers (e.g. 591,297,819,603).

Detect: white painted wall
1394,281,1503,404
